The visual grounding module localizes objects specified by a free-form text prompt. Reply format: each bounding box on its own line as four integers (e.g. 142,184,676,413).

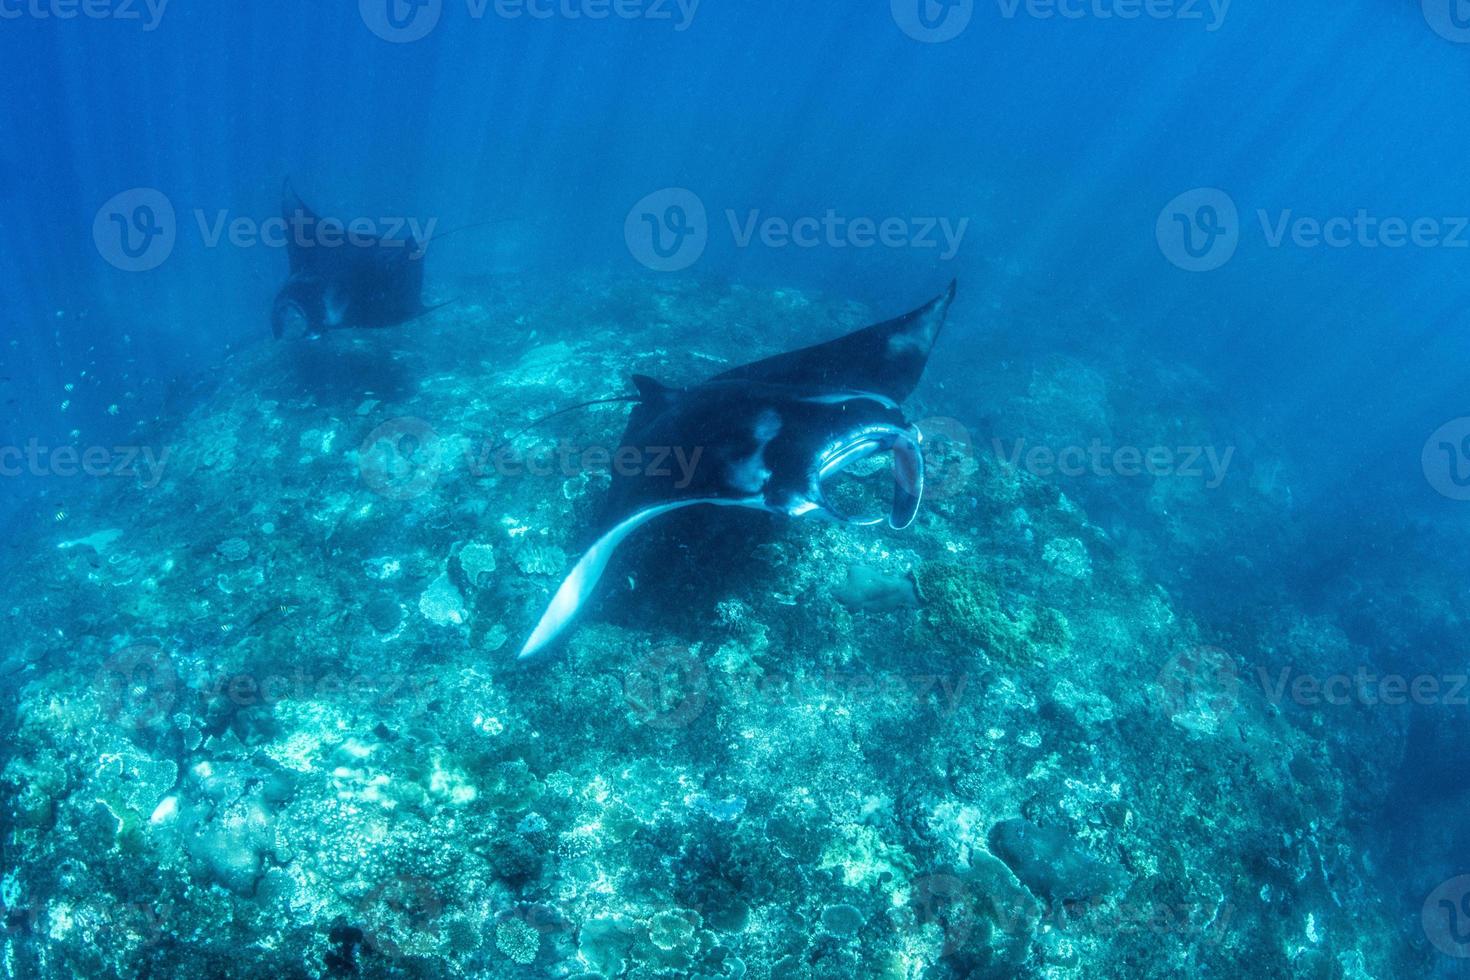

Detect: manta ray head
516,281,957,661
755,392,925,530
271,275,328,339
805,417,925,530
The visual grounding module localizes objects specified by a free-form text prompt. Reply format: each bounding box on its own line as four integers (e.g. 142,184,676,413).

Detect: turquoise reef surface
0,276,1407,977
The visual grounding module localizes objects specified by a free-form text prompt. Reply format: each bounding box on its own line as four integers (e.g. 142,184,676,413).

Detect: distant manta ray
270,181,450,339
517,280,958,660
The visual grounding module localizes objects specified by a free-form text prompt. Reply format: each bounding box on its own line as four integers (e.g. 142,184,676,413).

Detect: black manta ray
271,182,440,339
518,280,958,659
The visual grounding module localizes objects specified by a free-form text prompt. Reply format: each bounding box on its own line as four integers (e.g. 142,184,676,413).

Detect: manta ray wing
281,180,337,280
709,279,956,403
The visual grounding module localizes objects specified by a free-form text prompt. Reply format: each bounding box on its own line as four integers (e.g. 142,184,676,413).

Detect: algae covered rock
364,593,404,633
820,903,865,937
578,912,639,975
419,571,467,626
456,541,498,588
216,537,251,563
986,818,1125,905
495,914,540,965
1041,536,1091,580
641,908,711,972
514,537,567,576
833,565,918,613
914,562,1067,664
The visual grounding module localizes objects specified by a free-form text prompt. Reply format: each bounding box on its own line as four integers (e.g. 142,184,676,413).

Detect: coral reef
0,274,1409,977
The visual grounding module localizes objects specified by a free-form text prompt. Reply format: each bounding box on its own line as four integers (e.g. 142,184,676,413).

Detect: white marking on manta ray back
800,391,900,411
886,309,941,356
725,408,781,495
517,497,764,660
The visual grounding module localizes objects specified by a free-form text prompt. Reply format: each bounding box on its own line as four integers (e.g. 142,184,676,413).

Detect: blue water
5,1,1470,975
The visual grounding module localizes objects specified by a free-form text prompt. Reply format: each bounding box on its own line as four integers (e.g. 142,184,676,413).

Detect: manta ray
270,181,440,339
518,280,958,660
